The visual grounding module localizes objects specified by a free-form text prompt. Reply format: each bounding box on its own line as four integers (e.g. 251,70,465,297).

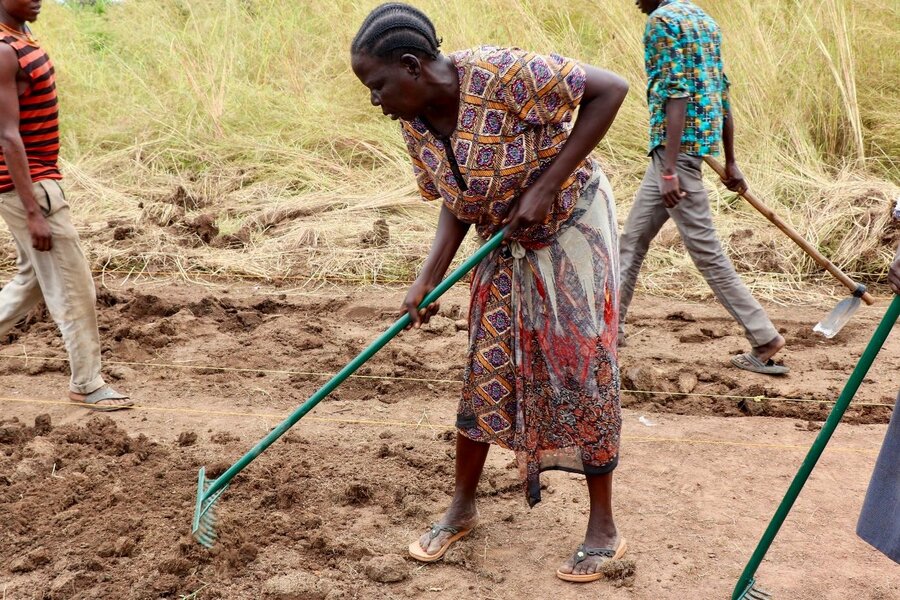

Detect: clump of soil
344,482,374,505
211,431,240,444
600,558,637,587
165,185,208,211
730,229,789,273
33,413,52,436
142,201,183,227
177,431,198,447
0,417,30,445
206,460,232,478
113,225,136,241
665,311,696,322
62,416,155,459
96,288,123,307
360,218,390,248
263,571,331,600
222,542,259,569
364,554,408,583
126,293,181,319
187,213,220,245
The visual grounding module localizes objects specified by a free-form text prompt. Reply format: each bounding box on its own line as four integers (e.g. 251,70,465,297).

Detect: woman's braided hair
351,3,441,60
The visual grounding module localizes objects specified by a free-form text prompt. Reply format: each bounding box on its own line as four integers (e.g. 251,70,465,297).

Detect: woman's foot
413,501,478,558
557,528,621,578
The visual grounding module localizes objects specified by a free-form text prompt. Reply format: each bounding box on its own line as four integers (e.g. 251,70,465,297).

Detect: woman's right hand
402,278,440,329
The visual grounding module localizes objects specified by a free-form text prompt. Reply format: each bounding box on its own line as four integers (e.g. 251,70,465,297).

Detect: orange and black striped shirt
0,33,61,193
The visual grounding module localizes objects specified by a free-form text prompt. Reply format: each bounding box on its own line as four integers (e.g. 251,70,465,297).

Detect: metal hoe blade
814,295,861,338
813,285,866,339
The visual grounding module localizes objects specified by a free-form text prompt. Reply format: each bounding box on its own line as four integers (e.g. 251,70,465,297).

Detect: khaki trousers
0,179,105,394
618,149,779,348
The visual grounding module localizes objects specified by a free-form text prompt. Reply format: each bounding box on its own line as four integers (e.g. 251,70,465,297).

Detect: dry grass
0,0,897,302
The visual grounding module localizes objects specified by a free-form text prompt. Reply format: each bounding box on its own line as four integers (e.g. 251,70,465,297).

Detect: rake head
735,578,772,600
191,467,226,548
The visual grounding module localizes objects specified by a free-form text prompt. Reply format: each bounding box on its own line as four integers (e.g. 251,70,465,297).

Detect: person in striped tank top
0,0,132,410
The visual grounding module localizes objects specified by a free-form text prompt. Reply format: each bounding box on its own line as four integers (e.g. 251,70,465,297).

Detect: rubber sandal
70,387,134,412
556,537,627,583
731,352,790,376
408,523,472,563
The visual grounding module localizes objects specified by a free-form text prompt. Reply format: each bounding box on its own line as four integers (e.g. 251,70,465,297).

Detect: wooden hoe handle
703,156,875,306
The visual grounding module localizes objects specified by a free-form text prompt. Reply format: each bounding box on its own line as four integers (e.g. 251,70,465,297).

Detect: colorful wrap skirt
457,170,621,507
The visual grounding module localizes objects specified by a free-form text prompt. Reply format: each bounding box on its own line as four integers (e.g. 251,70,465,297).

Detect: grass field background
17,0,899,301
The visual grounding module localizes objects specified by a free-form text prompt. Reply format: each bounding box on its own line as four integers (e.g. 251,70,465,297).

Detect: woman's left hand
502,181,556,237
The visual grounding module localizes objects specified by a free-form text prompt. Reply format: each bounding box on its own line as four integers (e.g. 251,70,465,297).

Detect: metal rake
192,230,505,547
733,295,898,599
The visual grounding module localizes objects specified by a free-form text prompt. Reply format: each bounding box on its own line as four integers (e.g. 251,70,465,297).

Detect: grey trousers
0,180,105,394
857,391,900,563
618,149,779,348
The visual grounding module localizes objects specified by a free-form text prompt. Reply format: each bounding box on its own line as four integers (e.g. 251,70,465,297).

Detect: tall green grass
15,0,900,299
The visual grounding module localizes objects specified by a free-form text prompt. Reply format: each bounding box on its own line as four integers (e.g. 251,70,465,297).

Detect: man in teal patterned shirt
619,0,788,375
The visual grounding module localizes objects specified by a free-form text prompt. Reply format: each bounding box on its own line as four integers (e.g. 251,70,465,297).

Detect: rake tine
746,587,772,600
192,467,225,547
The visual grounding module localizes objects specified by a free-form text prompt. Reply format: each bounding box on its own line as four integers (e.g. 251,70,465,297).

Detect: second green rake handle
732,294,900,600
202,229,506,501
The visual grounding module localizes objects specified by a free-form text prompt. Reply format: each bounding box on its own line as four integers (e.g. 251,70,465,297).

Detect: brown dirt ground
1,278,899,600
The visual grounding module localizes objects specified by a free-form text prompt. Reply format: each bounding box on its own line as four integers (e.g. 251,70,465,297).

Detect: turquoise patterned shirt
644,0,730,156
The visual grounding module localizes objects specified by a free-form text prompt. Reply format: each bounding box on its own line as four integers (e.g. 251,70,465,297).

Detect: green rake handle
733,294,900,600
198,229,506,503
